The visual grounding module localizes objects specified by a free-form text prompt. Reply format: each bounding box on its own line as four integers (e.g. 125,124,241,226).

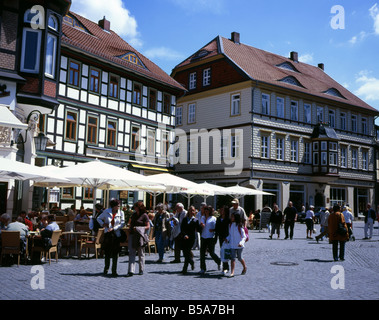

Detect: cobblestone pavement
1,221,378,302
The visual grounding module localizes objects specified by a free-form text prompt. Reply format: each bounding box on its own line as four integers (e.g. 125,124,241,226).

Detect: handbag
220,241,231,262
337,214,347,236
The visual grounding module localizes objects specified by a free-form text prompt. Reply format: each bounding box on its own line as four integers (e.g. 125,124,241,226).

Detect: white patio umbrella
42,159,163,213
196,182,230,201
225,185,274,199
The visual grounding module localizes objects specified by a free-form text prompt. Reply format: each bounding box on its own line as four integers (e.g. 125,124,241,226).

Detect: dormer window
276,62,300,73
323,88,346,99
63,14,88,33
279,76,304,88
119,52,146,68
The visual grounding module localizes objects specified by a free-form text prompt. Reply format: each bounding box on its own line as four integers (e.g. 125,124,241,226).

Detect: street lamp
34,132,48,151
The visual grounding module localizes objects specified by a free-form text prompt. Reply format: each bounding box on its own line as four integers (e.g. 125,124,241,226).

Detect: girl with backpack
225,212,247,277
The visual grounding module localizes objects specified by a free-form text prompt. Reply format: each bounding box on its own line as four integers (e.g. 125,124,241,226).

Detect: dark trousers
103,232,120,274
332,240,346,261
174,236,182,261
200,238,221,271
284,221,295,239
104,251,118,274
182,239,194,272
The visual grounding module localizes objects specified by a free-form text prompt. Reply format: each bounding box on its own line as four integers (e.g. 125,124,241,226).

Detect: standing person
127,201,149,276
316,208,330,243
225,213,247,277
199,206,221,275
89,203,103,235
342,206,355,241
153,204,170,263
180,206,199,274
170,203,187,263
363,203,376,240
305,205,315,239
215,205,230,275
283,201,298,240
269,204,283,239
229,199,248,227
328,204,349,261
97,199,125,277
193,203,206,250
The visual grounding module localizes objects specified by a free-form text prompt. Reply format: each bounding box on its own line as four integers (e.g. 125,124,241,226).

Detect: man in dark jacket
180,206,199,274
363,203,376,239
283,201,298,240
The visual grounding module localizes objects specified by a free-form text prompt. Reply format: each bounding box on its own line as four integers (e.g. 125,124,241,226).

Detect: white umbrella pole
93,186,97,215
47,187,51,211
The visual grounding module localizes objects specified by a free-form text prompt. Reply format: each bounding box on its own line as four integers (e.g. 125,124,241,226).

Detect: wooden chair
119,227,129,254
32,230,62,265
0,231,22,266
79,228,104,259
147,227,156,255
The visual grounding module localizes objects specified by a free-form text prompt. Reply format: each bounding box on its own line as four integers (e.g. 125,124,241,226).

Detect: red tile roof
175,35,377,113
61,12,185,92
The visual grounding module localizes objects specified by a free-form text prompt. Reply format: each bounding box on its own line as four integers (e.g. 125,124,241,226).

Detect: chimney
290,51,298,63
318,63,325,71
98,16,110,32
231,32,240,44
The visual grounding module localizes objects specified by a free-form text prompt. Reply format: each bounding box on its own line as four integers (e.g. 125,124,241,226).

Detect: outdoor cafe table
61,231,90,257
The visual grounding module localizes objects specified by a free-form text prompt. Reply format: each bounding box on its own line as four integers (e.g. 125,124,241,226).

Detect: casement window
65,111,77,141
220,137,227,161
290,101,298,121
304,104,311,124
187,140,195,163
161,131,169,157
340,147,347,168
83,188,94,200
21,28,42,73
261,136,269,158
68,61,80,87
163,94,171,114
351,148,358,169
231,134,240,158
231,94,240,116
147,130,156,156
131,126,140,152
290,140,298,162
109,76,119,99
351,115,357,132
90,69,100,93
276,138,284,160
189,72,197,90
176,106,182,126
45,15,58,78
188,103,196,124
62,187,74,199
276,97,284,118
362,150,369,170
87,116,98,145
340,113,346,130
133,83,142,105
106,120,117,147
203,68,211,86
149,89,157,111
329,110,336,128
262,94,270,115
317,107,324,123
362,118,368,135
304,142,312,164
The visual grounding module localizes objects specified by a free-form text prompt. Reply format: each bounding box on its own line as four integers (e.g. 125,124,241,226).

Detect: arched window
48,15,58,31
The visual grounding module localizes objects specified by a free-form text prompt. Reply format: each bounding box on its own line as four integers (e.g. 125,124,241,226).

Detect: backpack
238,225,249,242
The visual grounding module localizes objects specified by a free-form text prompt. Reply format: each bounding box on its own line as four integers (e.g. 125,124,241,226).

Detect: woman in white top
226,213,247,277
305,205,315,239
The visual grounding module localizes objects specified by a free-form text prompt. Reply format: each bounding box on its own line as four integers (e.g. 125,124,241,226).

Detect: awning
131,164,170,173
0,105,27,129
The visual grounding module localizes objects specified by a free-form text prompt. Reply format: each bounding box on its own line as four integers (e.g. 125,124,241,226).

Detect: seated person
6,217,29,256
18,210,33,231
32,215,60,262
75,209,90,222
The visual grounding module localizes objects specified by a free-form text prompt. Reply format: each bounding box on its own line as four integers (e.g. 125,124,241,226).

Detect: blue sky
70,0,379,113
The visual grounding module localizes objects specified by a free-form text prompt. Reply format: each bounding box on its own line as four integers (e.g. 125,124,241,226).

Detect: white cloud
369,3,379,35
70,0,142,47
355,71,379,102
299,53,313,64
169,0,227,14
143,47,185,62
349,31,368,44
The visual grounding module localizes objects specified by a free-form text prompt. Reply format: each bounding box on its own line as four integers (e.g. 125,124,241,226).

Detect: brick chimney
98,16,110,32
231,32,240,44
290,51,298,63
318,63,325,71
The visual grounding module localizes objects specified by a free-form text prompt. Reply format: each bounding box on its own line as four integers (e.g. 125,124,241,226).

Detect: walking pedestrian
97,199,125,277
342,206,355,241
153,204,171,263
315,208,330,243
170,203,187,263
269,204,282,239
363,203,376,240
305,205,315,239
180,206,199,274
283,201,298,240
229,199,248,227
199,206,221,275
328,204,349,261
127,201,149,276
225,212,247,277
215,205,230,275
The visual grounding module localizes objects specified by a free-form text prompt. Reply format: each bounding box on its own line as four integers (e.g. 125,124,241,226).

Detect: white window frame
304,142,311,164
340,112,346,130
276,138,284,160
21,28,42,73
147,129,156,156
329,110,336,128
362,118,368,135
362,150,368,170
304,104,311,124
231,134,240,159
290,101,298,121
231,94,240,116
45,33,57,78
351,115,357,133
262,93,270,115
203,68,211,86
290,140,298,162
276,97,284,118
340,147,347,168
261,136,269,158
188,103,196,124
189,72,197,90
352,148,358,169
176,106,182,126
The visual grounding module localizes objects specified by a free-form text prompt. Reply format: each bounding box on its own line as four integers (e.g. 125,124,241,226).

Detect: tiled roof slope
176,35,377,113
61,12,185,92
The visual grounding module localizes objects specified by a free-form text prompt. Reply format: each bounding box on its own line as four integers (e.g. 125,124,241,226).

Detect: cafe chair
0,231,22,266
79,228,104,259
147,227,156,255
32,230,62,265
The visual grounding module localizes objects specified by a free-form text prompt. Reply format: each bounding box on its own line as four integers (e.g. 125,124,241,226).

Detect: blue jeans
155,230,165,260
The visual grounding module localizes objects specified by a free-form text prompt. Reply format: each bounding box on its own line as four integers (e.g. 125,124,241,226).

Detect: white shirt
46,222,60,232
342,210,354,224
305,210,314,220
226,223,246,248
201,215,217,239
97,208,125,236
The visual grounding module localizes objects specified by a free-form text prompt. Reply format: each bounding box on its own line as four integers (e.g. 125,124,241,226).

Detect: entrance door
357,188,368,216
